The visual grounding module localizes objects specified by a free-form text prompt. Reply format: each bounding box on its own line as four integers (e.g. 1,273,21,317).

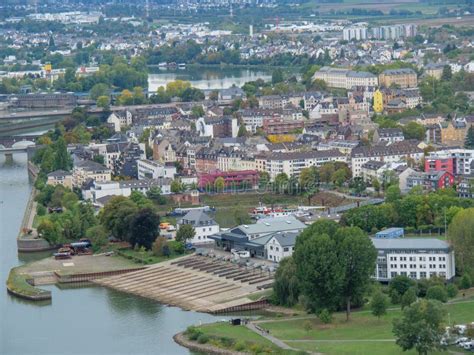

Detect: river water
148,67,272,92
0,153,227,355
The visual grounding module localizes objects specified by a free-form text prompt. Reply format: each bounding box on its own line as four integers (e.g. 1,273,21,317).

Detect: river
0,152,227,355
148,66,272,92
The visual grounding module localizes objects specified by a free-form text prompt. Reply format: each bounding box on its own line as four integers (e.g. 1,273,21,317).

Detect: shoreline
173,332,246,355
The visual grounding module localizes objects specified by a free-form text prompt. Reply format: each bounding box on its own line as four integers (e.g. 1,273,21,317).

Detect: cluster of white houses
183,212,455,282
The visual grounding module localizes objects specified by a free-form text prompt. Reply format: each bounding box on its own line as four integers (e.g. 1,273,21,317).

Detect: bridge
0,135,37,154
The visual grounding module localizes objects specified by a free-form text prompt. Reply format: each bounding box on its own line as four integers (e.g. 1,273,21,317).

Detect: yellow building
373,89,384,113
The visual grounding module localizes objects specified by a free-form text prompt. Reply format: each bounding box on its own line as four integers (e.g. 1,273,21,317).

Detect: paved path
283,339,396,342
246,322,294,350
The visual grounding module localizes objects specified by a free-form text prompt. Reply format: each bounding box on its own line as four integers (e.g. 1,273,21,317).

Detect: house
372,238,455,281
372,128,405,144
84,178,172,201
195,116,238,138
266,232,299,263
107,110,133,132
312,67,378,89
177,210,220,245
263,117,304,135
197,170,259,191
425,149,474,176
46,170,73,189
360,160,386,183
72,160,111,187
378,68,417,88
406,170,455,192
218,87,246,102
351,141,423,177
137,159,176,180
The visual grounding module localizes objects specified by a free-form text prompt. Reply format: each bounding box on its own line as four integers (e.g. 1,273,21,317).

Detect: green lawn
260,301,474,342
199,323,275,347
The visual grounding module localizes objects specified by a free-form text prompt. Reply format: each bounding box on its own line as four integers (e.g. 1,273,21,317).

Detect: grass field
257,299,474,353
199,322,276,347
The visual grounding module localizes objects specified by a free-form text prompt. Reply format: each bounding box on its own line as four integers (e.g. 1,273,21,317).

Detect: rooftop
371,237,450,250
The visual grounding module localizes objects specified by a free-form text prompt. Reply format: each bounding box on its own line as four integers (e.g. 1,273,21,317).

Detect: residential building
107,110,133,132
372,128,405,144
312,67,378,89
72,160,111,187
137,159,176,180
46,170,73,189
177,210,220,245
425,149,474,176
342,26,367,41
265,150,347,180
372,238,455,281
265,232,299,263
406,170,455,192
378,68,417,88
351,141,424,177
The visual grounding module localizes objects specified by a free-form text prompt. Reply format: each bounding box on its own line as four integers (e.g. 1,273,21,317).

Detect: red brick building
198,170,259,190
263,118,304,135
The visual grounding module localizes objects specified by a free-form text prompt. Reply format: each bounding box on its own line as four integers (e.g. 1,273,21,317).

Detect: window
390,264,397,269
401,272,407,276
430,272,437,277
270,246,273,251
420,272,427,278
410,272,417,279
439,264,446,269
439,256,445,261
283,247,289,252
391,272,398,278
419,257,426,262
410,264,416,269
409,257,416,261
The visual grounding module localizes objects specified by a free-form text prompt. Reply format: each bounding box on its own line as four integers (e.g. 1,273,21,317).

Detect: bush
234,341,246,351
426,285,448,303
303,320,313,332
249,343,264,354
401,287,417,309
460,274,472,289
185,326,202,341
447,284,458,298
197,334,209,344
36,204,47,216
318,309,332,324
168,240,185,254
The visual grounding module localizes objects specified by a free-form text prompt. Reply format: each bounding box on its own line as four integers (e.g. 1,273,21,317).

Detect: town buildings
378,68,418,88
312,67,378,89
177,210,220,245
372,238,455,281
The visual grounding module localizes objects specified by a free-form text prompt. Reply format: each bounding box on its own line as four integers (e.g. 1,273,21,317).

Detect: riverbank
16,163,53,252
188,293,474,355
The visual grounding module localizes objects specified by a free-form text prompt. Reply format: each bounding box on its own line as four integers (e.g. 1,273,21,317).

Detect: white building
177,210,220,245
84,178,172,201
137,159,176,180
312,67,378,89
351,141,424,177
343,26,368,41
107,111,133,132
372,238,455,281
266,150,347,180
265,232,298,263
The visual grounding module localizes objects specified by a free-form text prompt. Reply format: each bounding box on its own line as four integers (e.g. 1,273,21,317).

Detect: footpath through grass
257,300,474,354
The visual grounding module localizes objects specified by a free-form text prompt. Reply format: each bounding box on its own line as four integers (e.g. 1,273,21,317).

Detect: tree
171,179,183,193
129,208,159,250
117,89,134,106
53,137,72,171
401,287,417,309
152,236,168,257
403,122,426,141
96,95,110,110
214,176,225,192
37,219,64,246
90,83,109,100
272,69,284,84
85,225,108,248
176,224,195,244
371,291,389,319
460,274,472,289
191,105,205,117
393,299,446,355
274,173,289,194
389,275,416,304
237,124,248,137
449,208,474,276
147,187,167,205
337,227,377,320
293,233,343,313
441,65,452,81
100,196,138,241
426,285,448,303
465,126,474,149
273,257,300,307
385,185,401,203
132,86,146,104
